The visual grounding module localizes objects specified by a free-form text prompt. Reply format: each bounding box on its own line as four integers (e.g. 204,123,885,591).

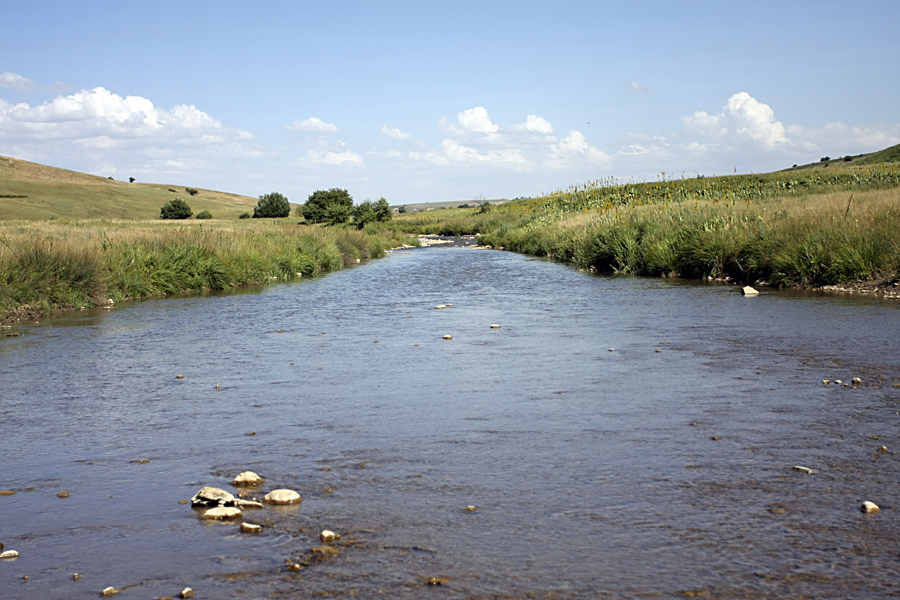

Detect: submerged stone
320,530,340,542
241,522,263,533
264,489,301,505
191,487,235,507
203,506,242,519
233,471,265,486
792,466,814,474
101,587,119,597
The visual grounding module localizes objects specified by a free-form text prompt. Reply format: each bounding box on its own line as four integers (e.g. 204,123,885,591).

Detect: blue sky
2,0,899,205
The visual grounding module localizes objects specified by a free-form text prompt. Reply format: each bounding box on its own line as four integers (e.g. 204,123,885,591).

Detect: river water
1,246,899,599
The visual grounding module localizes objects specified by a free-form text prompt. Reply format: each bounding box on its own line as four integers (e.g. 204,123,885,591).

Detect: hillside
780,142,900,172
0,156,262,220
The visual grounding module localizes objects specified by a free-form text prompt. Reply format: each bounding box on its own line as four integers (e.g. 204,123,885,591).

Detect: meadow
384,163,900,288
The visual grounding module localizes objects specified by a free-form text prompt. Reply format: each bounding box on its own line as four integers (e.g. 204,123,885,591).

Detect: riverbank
0,219,415,324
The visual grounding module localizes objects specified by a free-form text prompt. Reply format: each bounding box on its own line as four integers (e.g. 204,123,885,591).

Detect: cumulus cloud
443,106,500,135
547,131,610,168
684,92,787,148
287,117,340,133
0,86,252,145
511,114,554,135
0,72,37,93
379,124,411,140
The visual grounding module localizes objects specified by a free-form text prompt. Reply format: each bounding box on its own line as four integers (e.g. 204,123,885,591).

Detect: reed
0,219,412,320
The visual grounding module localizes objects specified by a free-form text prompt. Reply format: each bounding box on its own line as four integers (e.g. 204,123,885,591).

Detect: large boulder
191,486,235,507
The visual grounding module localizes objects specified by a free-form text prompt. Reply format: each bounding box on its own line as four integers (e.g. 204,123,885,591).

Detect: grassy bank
391,163,900,288
0,219,414,322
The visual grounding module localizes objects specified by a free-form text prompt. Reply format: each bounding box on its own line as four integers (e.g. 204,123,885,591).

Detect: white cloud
623,81,649,95
444,106,500,135
684,92,787,148
0,72,36,93
511,114,554,135
301,149,363,166
0,87,252,145
379,124,411,140
439,139,527,166
287,117,340,133
547,130,610,168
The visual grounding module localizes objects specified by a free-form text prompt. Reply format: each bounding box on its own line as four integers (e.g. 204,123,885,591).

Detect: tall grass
0,219,412,319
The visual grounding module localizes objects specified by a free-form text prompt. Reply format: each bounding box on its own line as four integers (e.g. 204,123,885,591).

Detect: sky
2,0,899,206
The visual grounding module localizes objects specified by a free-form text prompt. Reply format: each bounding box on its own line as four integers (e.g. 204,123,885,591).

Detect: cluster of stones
189,471,302,534
820,282,900,299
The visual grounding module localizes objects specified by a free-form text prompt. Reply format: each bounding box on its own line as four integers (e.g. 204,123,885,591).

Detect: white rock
191,486,235,507
241,522,263,533
320,529,340,542
233,471,265,486
822,379,830,385
792,466,814,474
179,588,195,599
0,550,19,559
264,489,301,505
433,305,447,310
835,380,843,385
101,587,120,597
235,499,264,509
443,335,452,340
852,377,862,385
203,506,242,519
861,500,880,513
490,324,501,328
742,286,760,296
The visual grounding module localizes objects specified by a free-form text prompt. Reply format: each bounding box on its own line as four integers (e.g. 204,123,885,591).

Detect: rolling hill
0,156,262,220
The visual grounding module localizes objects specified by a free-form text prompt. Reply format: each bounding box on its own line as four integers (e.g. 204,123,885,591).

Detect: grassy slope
0,155,267,220
781,143,900,172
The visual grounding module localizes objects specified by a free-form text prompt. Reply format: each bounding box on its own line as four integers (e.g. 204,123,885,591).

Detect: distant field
0,156,268,220
394,198,515,213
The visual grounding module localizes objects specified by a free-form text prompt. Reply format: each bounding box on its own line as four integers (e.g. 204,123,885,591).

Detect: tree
253,191,291,218
160,198,192,219
351,201,377,229
195,210,213,219
303,188,353,225
374,197,392,222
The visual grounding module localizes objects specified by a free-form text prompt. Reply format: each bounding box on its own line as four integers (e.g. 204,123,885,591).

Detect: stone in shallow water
0,550,20,559
742,286,760,296
191,486,235,507
861,501,880,513
233,471,265,486
241,522,263,533
179,587,195,598
101,587,119,597
264,489,301,505
792,466,814,474
235,499,264,509
203,506,242,519
320,530,340,542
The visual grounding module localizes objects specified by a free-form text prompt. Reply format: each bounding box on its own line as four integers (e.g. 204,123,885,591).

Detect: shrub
160,199,192,220
239,212,251,219
303,188,354,225
253,192,291,218
195,210,213,219
186,188,199,196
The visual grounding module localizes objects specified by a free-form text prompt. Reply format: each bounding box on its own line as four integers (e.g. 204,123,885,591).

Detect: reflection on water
1,247,899,599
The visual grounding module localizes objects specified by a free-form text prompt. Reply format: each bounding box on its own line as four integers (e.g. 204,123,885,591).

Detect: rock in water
233,471,265,486
792,466,814,474
191,487,235,507
742,286,760,296
101,587,119,597
241,522,263,533
264,489,301,505
202,506,242,519
179,587,195,598
861,501,880,513
0,550,19,559
320,530,340,542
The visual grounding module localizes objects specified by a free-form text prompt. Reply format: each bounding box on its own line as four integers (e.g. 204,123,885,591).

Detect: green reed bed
0,219,410,320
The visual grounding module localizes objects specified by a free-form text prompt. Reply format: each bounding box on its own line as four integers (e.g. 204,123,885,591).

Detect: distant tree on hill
195,210,213,219
160,198,192,219
253,191,291,218
303,188,353,225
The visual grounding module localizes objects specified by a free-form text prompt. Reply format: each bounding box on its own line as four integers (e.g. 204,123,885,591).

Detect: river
1,245,899,599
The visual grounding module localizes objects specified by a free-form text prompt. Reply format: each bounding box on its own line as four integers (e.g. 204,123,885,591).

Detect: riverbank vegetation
0,219,413,322
385,162,900,288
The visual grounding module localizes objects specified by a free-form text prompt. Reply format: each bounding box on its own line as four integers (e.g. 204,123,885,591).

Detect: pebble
235,499,264,509
0,550,20,559
835,380,843,385
320,530,340,542
175,375,184,379
433,305,447,310
861,500,880,514
101,586,120,597
463,505,477,512
179,587,195,598
852,377,862,385
822,379,830,385
264,489,301,505
233,471,265,486
203,506,242,519
443,335,452,340
0,490,16,495
792,466,814,474
73,573,81,581
241,522,263,534
57,491,70,498
490,324,501,328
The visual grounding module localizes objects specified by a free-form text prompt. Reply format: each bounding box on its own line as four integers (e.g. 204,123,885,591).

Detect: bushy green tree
160,198,192,219
374,197,392,222
303,188,353,225
352,197,392,229
253,191,291,218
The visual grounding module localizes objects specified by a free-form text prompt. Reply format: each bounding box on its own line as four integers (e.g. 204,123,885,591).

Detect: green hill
0,155,264,220
781,142,900,172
